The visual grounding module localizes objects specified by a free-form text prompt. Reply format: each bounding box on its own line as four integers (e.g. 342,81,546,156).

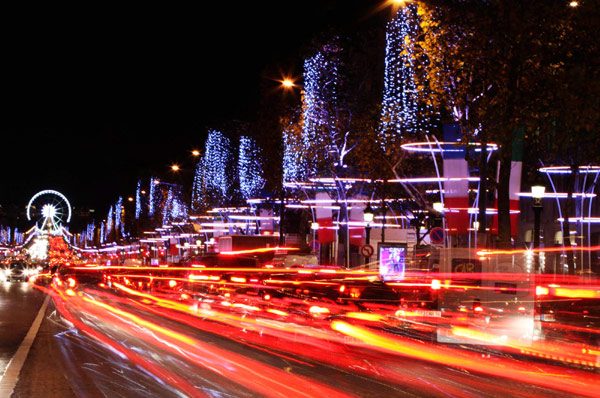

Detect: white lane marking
0,293,50,397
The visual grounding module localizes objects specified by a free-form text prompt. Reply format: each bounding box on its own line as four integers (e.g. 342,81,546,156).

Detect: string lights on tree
149,177,163,218
100,222,105,244
106,205,114,240
379,3,438,149
115,196,123,239
135,180,142,219
193,129,234,206
282,116,307,184
301,42,341,175
170,189,187,221
191,156,206,211
86,222,94,246
238,136,265,199
0,226,10,245
14,230,23,245
162,188,174,224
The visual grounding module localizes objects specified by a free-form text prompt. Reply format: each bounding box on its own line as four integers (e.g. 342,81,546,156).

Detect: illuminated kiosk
23,190,73,260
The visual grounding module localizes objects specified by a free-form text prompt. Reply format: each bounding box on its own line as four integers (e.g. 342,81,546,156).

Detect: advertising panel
378,243,407,281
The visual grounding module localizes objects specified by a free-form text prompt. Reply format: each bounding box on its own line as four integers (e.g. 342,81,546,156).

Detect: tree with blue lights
191,156,206,212
135,180,142,220
106,205,114,242
282,113,307,185
100,222,105,244
192,129,235,207
115,196,123,239
291,37,381,265
148,177,160,217
238,135,265,200
380,2,438,150
374,3,443,240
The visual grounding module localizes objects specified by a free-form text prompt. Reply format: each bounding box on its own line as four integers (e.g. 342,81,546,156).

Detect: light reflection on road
33,273,600,398
0,282,45,378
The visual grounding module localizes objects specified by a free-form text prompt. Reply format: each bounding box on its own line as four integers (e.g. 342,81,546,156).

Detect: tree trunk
279,190,285,245
497,141,513,249
478,139,488,247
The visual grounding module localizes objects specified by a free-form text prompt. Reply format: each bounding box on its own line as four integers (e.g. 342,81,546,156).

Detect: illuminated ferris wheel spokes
27,190,72,233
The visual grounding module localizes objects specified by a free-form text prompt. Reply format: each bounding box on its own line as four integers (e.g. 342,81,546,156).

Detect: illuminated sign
378,243,407,281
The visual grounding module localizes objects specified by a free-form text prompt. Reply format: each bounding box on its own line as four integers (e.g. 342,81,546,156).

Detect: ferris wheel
27,190,72,233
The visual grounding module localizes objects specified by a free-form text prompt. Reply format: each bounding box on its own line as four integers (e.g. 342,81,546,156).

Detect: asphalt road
0,282,45,377
0,282,596,397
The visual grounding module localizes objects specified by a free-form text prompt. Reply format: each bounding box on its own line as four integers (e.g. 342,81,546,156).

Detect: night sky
2,1,388,222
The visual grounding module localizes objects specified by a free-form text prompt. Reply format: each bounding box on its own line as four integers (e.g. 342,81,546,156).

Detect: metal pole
364,225,371,265
533,200,542,272
279,191,285,246
346,204,350,269
381,202,387,244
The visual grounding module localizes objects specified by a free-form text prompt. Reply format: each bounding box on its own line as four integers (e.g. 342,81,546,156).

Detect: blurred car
270,253,319,268
187,253,261,269
5,262,37,282
54,264,104,287
537,290,600,346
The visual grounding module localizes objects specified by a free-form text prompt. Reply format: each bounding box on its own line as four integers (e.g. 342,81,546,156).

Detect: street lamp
277,76,301,245
281,78,296,89
531,184,545,272
363,203,374,264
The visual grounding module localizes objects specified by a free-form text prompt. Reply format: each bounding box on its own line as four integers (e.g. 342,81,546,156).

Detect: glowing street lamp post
531,185,545,272
363,203,374,265
278,78,298,246
432,202,445,247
